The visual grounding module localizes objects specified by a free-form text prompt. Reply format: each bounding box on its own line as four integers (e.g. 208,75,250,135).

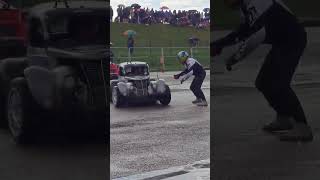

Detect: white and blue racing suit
177,58,206,100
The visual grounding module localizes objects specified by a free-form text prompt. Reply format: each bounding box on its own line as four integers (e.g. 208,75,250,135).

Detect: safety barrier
110,46,210,71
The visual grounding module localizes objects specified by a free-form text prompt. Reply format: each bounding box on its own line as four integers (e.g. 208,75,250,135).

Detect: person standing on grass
127,35,134,56
212,0,312,141
174,51,208,106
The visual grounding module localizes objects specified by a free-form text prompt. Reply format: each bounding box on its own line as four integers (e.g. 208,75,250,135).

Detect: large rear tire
7,77,39,144
0,93,6,128
159,85,171,106
0,76,8,128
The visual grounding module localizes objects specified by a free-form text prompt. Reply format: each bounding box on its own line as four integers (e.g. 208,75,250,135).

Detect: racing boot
262,115,293,133
279,122,313,142
192,98,201,104
196,99,208,106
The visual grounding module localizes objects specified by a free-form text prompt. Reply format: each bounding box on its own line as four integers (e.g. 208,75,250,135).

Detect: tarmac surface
212,27,320,180
0,129,107,180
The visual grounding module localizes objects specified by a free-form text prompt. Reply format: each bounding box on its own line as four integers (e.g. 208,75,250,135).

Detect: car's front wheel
7,77,39,144
112,86,124,108
158,85,171,106
110,81,118,102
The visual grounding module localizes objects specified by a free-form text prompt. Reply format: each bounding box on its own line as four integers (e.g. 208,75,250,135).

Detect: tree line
7,0,105,8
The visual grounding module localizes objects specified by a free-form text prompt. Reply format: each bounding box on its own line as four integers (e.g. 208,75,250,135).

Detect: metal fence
111,46,210,71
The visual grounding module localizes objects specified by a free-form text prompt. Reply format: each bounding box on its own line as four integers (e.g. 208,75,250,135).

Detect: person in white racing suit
212,0,313,141
174,51,208,106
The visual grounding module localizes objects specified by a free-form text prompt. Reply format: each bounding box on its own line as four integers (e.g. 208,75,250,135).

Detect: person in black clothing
117,6,122,22
174,51,208,106
110,6,113,22
212,0,313,141
127,36,134,55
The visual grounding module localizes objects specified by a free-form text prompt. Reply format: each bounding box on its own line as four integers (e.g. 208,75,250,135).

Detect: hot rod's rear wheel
0,94,6,128
7,77,39,144
112,86,124,108
0,76,8,128
159,85,171,106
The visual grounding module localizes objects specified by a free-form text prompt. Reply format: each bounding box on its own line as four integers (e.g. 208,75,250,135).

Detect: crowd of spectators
110,5,210,29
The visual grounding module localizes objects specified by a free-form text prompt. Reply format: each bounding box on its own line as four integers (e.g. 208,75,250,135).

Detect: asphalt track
110,77,210,179
0,127,107,180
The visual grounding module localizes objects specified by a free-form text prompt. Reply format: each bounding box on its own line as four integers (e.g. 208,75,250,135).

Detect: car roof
28,1,106,18
119,61,148,67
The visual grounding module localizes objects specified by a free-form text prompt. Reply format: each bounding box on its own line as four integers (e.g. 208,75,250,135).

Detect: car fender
156,79,166,94
24,66,55,109
52,66,77,107
24,66,76,110
0,58,27,81
117,82,128,96
52,66,76,91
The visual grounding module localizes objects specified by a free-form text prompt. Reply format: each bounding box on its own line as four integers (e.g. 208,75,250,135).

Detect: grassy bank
110,23,210,71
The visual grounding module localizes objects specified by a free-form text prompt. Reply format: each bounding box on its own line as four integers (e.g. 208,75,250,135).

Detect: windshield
123,65,149,76
47,12,106,48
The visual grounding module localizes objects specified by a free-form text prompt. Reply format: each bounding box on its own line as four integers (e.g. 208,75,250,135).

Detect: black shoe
192,98,201,104
262,116,293,133
279,123,313,142
196,99,208,106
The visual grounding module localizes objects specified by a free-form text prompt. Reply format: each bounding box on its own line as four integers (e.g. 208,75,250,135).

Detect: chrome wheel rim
8,89,23,137
112,88,118,105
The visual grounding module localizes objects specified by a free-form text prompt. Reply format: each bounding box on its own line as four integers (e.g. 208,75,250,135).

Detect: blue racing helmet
177,51,189,63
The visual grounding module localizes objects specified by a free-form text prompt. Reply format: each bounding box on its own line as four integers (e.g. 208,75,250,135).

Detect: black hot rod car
0,0,108,143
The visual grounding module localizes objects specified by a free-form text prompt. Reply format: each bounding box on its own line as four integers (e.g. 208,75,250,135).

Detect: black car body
110,61,171,107
0,1,108,143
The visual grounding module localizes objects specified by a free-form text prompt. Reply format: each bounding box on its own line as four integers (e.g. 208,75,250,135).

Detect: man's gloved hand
212,42,223,57
180,77,187,84
225,54,240,71
173,74,180,80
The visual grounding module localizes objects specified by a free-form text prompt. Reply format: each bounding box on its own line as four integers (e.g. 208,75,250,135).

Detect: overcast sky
110,0,210,12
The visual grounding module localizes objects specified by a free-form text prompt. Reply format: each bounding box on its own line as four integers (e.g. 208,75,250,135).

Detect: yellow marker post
160,48,165,72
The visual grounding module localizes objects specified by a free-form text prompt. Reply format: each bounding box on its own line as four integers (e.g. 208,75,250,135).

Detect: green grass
213,0,320,29
111,23,210,71
111,22,210,47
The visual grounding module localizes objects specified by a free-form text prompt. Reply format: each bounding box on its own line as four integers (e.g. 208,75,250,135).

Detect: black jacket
215,0,306,47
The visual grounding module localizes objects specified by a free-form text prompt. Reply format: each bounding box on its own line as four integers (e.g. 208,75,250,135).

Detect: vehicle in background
0,0,107,144
0,0,27,59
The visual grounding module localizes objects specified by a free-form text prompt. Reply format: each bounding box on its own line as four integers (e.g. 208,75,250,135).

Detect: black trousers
128,47,134,55
190,71,206,100
255,34,307,123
